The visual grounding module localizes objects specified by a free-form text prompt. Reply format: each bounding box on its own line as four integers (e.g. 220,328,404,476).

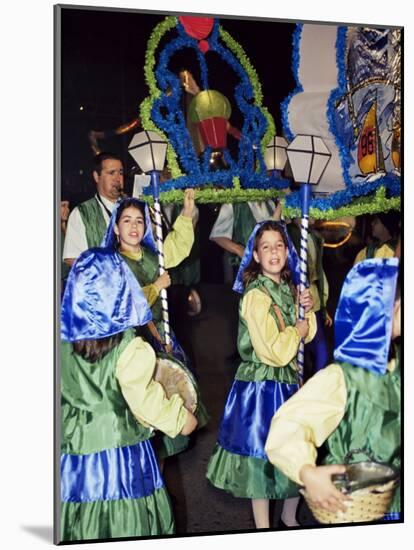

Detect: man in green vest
63,152,124,267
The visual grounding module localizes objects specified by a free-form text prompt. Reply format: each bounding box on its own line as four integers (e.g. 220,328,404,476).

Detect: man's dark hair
93,152,123,175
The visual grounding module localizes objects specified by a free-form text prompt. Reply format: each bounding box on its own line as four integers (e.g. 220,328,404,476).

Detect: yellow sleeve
164,215,194,268
116,336,188,438
242,288,302,367
142,284,159,307
305,310,317,344
264,364,347,484
375,243,396,259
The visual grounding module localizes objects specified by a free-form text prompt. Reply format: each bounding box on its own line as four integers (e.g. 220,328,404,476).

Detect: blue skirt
218,378,299,459
206,378,300,499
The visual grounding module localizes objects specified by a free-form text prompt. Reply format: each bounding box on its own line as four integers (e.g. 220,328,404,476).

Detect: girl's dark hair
72,332,123,362
115,198,145,225
243,221,292,288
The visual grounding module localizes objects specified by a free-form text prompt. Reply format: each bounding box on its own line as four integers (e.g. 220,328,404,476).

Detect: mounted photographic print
54,3,402,545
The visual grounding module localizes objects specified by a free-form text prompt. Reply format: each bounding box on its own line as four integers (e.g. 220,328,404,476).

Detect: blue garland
146,17,276,190
281,23,304,142
147,18,376,201
327,26,353,188
151,34,202,175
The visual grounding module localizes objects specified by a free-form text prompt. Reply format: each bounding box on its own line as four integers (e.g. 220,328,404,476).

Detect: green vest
287,223,326,316
120,250,171,345
235,275,299,384
232,203,260,246
77,196,109,248
228,202,274,267
325,356,401,513
121,249,162,319
61,329,152,455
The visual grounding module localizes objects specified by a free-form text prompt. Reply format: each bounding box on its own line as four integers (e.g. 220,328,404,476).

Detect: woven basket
302,479,398,524
302,450,399,524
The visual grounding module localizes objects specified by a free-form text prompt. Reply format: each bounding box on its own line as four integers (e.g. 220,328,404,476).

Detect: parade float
122,16,400,220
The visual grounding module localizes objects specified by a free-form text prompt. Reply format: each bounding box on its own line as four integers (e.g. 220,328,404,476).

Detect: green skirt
61,487,174,541
206,444,299,500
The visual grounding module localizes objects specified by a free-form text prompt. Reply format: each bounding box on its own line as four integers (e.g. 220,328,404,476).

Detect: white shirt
63,194,116,261
209,200,276,240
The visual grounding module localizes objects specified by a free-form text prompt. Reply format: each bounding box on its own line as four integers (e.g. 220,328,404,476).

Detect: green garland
140,16,183,178
219,28,276,151
141,185,399,219
283,187,400,220
142,186,287,205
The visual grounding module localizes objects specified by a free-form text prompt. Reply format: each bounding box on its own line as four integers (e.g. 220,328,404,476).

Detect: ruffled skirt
60,439,174,541
206,379,300,499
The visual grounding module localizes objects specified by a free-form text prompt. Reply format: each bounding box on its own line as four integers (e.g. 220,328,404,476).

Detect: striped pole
297,183,311,382
150,170,171,347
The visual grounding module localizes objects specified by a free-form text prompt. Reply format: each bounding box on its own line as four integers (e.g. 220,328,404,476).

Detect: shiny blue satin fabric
218,379,299,459
383,512,400,521
61,248,152,341
61,440,164,503
334,258,399,375
233,221,301,294
101,197,157,253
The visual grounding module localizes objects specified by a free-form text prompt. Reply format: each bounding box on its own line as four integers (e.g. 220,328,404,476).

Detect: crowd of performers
59,152,401,541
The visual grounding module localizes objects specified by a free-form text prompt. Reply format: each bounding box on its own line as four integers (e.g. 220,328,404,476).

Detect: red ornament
198,39,210,54
197,117,228,149
179,16,214,40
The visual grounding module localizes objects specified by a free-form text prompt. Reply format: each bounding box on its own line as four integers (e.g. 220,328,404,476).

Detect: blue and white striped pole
297,183,311,382
150,170,171,348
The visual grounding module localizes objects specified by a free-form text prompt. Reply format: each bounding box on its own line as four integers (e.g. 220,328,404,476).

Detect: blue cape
61,248,152,342
334,258,399,375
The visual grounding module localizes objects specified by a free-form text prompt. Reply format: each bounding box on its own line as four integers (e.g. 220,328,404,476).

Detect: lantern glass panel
286,150,313,183
309,153,330,184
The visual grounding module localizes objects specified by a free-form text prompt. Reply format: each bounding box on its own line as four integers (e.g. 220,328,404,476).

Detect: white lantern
128,130,168,173
264,136,288,172
286,135,331,185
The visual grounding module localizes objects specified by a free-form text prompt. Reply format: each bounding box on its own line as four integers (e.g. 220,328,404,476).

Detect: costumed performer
63,152,124,266
206,220,317,528
101,190,209,461
60,248,198,541
354,211,400,264
265,258,401,522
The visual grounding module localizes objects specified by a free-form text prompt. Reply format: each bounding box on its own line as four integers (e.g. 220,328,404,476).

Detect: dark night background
60,6,296,205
